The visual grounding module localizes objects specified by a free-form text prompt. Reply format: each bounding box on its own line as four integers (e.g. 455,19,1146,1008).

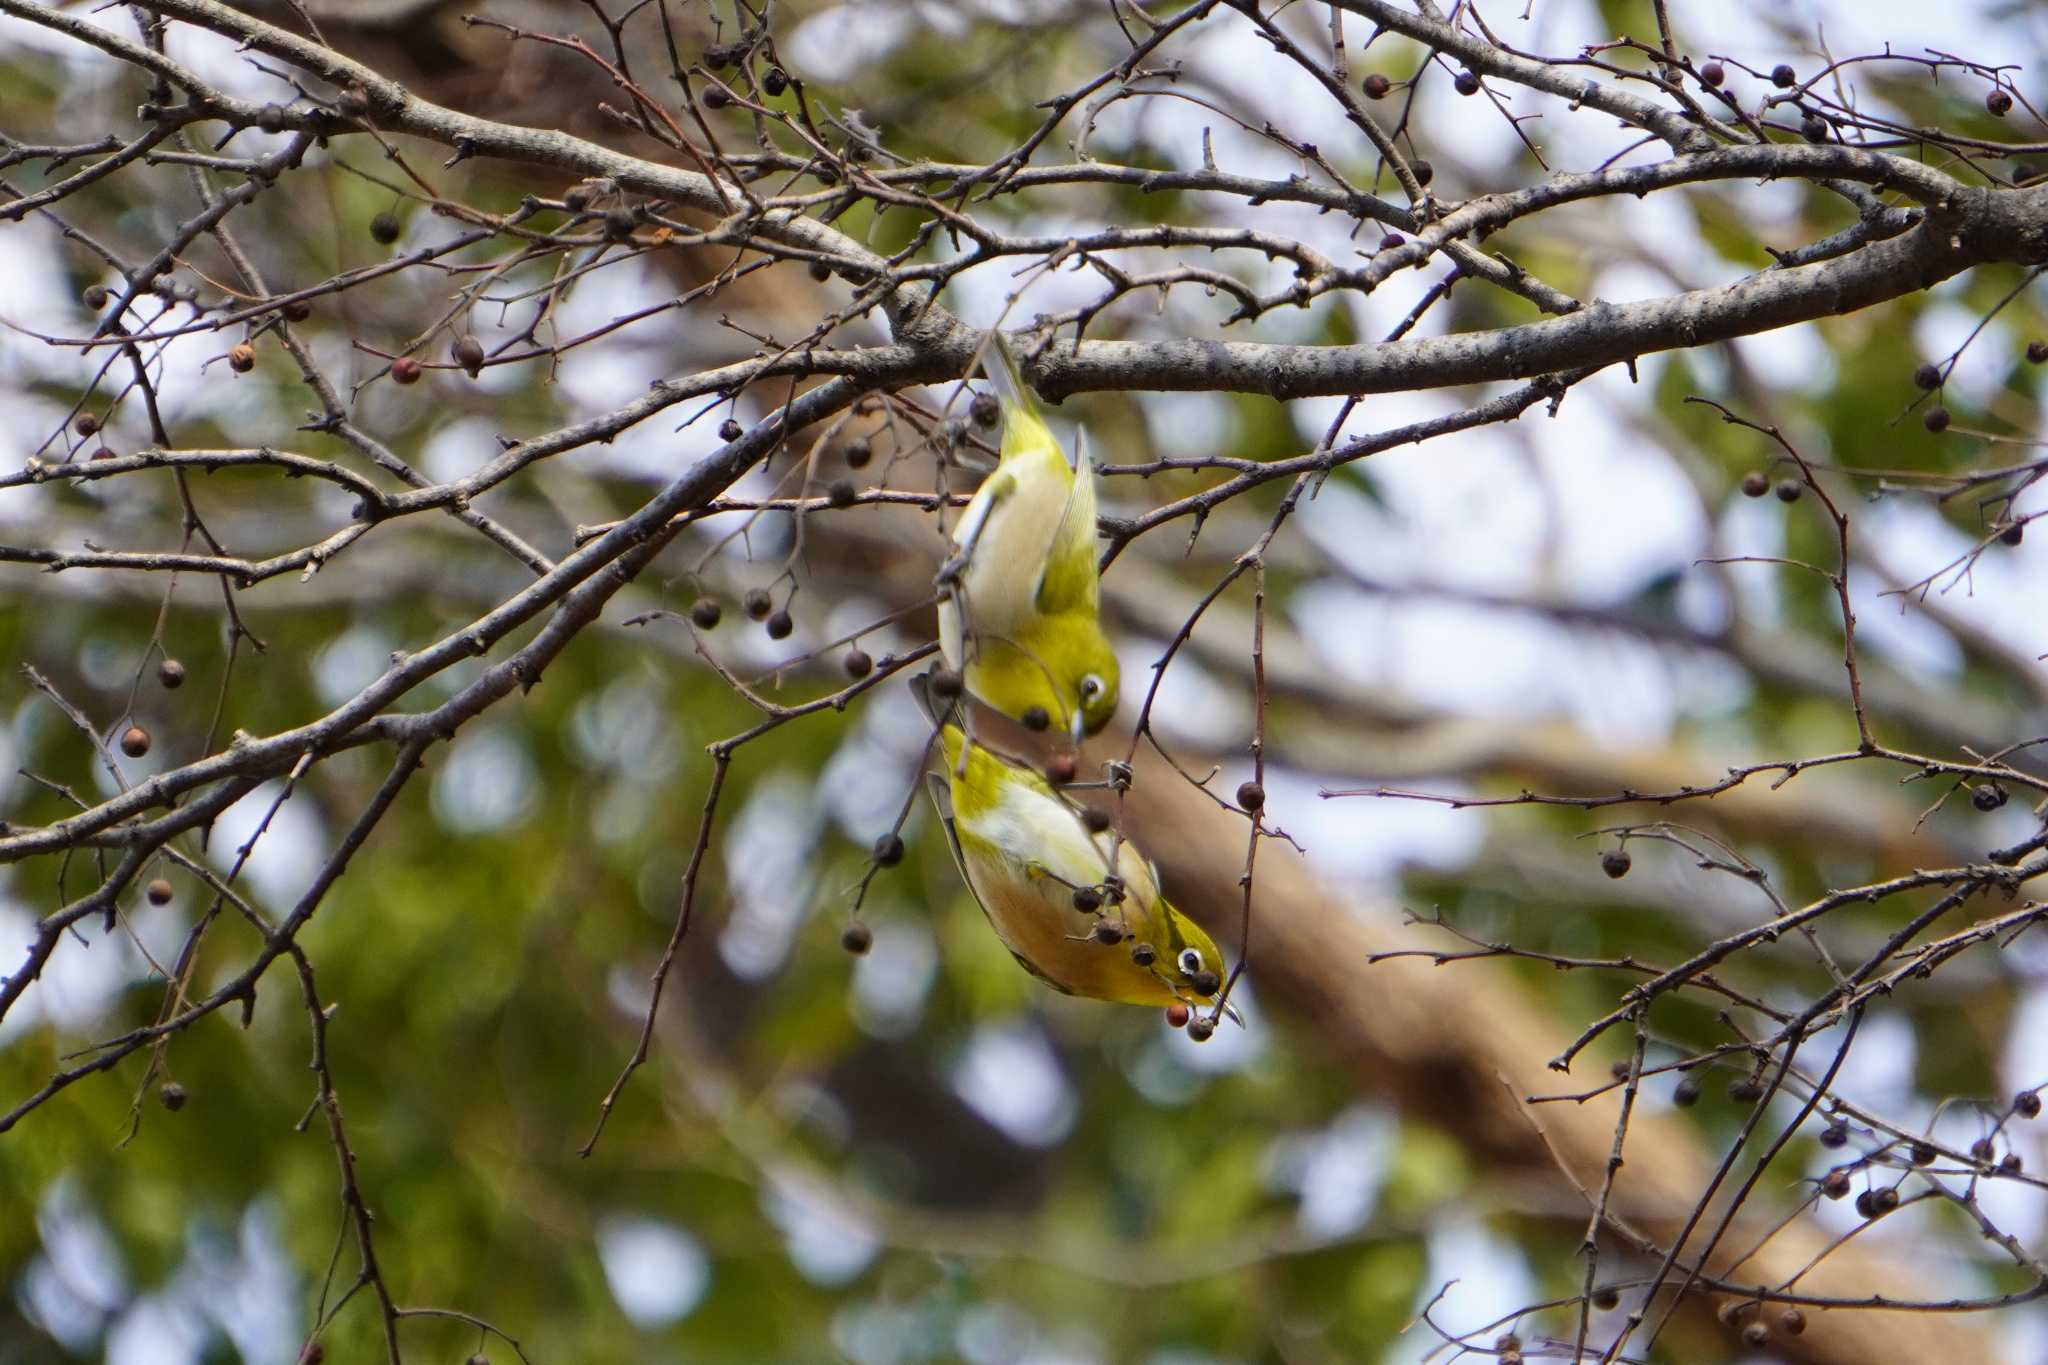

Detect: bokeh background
3,0,2048,1361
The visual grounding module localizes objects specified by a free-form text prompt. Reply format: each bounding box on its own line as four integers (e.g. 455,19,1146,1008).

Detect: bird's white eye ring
1178,947,1203,975
1080,674,1103,699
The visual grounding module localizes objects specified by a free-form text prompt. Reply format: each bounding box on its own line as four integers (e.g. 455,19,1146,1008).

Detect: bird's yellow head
1150,899,1226,1003
969,626,1121,741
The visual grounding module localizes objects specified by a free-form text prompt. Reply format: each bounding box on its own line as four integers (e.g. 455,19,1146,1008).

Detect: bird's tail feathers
908,668,960,730
979,329,1042,423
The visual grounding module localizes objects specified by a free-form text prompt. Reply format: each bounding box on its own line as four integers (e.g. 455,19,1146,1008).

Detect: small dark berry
1972,1137,1997,1163
468,1355,490,1365
1779,1308,1805,1336
1674,1077,1701,1107
1130,942,1156,967
74,413,100,436
604,207,637,241
1379,232,1405,251
929,667,963,700
1699,61,1725,87
120,725,151,758
1592,1286,1620,1311
157,658,186,689
1610,1059,1633,1081
390,357,421,385
1854,1189,1877,1218
826,478,857,509
1771,63,1796,88
1872,1186,1899,1213
369,211,400,244
1988,88,2013,117
2028,340,2048,364
718,417,744,442
1185,1015,1216,1042
763,68,788,96
872,833,904,867
702,85,732,110
1454,70,1481,96
1775,478,1803,503
228,343,256,373
82,283,109,309
146,877,173,906
1362,73,1392,99
1801,114,1828,143
1601,848,1631,879
300,1346,325,1365
91,447,115,462
1913,362,1942,390
1020,705,1051,732
452,334,485,377
764,608,794,640
1045,753,1077,786
1821,1169,1851,1199
743,587,773,620
1819,1121,1848,1148
970,391,1000,428
842,647,872,680
1910,1141,1937,1165
809,260,833,282
2000,1152,2024,1174
1494,1335,1521,1355
840,921,872,955
1081,808,1111,834
283,299,312,323
843,436,872,469
1188,969,1220,998
1742,1322,1768,1348
337,85,371,119
1923,405,1951,432
1739,470,1769,497
158,1081,187,1111
2016,1090,2042,1119
689,599,722,630
1165,1002,1191,1029
1093,922,1123,945
1236,780,1265,813
703,42,740,69
1728,1077,1763,1103
1972,784,2007,812
1409,159,1434,187
2000,522,2024,546
1072,886,1103,912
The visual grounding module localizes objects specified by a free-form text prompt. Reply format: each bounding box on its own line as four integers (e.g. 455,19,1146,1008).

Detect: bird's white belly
952,454,1070,640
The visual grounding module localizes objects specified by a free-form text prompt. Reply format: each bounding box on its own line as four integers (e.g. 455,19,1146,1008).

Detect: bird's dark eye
1178,948,1203,975
1080,674,1103,699
1021,705,1050,731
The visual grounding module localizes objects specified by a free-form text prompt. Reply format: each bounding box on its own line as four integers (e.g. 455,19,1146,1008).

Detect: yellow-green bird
917,674,1228,1015
937,332,1120,741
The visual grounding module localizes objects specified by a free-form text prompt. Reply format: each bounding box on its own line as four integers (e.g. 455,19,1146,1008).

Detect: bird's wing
1033,425,1099,614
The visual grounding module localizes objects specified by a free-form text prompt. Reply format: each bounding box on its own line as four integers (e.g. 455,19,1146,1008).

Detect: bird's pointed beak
1070,703,1087,743
1221,1001,1245,1028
